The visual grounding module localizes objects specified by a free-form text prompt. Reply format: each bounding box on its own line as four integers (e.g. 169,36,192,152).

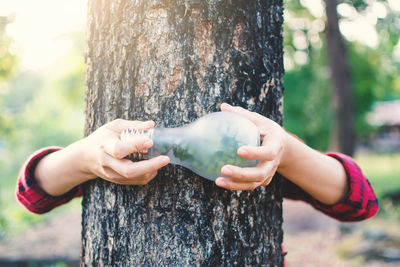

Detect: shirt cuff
309,152,379,222
15,147,83,214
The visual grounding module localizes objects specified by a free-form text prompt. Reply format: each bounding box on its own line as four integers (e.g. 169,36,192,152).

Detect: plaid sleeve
15,147,83,214
282,152,379,222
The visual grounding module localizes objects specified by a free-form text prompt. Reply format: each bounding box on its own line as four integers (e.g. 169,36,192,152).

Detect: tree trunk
82,0,285,265
325,0,355,156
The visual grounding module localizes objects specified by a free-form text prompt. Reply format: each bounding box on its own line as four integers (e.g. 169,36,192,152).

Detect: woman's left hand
215,103,287,191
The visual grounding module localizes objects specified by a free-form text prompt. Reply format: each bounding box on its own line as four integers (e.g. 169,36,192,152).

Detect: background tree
325,0,355,155
82,0,285,265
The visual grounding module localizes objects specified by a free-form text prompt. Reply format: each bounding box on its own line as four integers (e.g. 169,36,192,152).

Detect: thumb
104,135,153,159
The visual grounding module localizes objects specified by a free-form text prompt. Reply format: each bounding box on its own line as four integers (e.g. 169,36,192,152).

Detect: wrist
34,142,93,196
277,130,295,173
67,138,96,182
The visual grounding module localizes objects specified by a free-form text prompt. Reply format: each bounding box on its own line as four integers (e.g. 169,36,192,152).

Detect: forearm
278,132,348,205
34,140,94,196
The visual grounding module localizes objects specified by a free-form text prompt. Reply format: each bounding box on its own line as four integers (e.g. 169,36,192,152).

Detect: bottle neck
120,126,188,161
148,127,188,161
120,128,154,161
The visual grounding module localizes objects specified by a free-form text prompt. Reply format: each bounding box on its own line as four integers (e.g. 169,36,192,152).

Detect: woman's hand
79,119,170,185
35,119,170,196
215,103,287,191
214,103,348,205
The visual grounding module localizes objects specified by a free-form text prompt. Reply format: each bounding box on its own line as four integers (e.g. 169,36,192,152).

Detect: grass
355,152,400,221
355,152,400,199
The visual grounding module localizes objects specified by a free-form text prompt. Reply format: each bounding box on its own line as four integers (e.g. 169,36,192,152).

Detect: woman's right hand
80,119,170,185
35,119,170,196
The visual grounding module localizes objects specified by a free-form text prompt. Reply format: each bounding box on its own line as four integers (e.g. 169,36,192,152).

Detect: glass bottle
120,112,260,181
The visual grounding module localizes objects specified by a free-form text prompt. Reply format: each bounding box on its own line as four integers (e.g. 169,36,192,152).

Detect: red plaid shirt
15,147,378,221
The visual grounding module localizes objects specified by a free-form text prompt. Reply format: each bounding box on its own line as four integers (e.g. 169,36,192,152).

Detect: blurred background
0,0,399,266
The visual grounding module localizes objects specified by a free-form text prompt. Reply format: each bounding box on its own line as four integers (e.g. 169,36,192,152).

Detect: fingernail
160,156,170,164
222,166,232,176
144,120,154,127
144,140,153,147
238,147,247,154
216,178,225,187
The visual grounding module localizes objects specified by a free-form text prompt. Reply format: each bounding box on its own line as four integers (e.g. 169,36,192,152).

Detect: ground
283,200,400,267
0,200,398,266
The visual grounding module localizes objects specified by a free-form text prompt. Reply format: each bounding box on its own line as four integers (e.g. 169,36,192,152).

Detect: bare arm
215,103,348,205
277,133,348,204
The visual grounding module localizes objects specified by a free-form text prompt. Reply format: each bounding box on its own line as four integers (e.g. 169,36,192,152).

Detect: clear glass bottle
120,112,260,181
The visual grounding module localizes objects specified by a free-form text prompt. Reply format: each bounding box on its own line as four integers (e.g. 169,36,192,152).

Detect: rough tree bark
325,0,355,156
82,0,285,265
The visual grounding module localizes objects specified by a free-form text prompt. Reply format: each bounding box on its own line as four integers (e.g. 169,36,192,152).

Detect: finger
101,166,157,185
220,103,262,125
220,102,235,112
261,176,273,186
108,119,155,133
101,166,126,182
237,144,279,161
221,162,272,183
215,177,261,191
125,156,170,178
102,153,169,179
102,136,153,159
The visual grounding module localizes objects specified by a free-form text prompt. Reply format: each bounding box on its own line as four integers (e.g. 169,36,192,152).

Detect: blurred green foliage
0,17,19,143
0,18,85,239
0,17,18,81
283,0,400,150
